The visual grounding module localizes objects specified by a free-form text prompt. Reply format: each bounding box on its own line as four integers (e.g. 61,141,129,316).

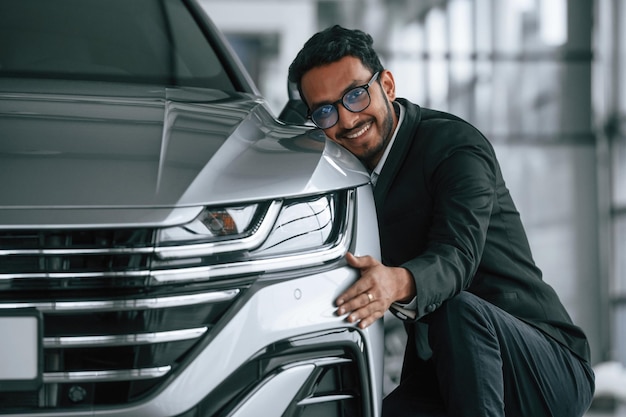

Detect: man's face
300,56,397,169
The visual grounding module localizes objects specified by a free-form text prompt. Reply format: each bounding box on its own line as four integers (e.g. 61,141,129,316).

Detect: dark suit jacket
375,98,590,362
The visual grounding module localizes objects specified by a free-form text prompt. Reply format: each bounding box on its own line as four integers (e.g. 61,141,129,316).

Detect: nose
335,103,360,129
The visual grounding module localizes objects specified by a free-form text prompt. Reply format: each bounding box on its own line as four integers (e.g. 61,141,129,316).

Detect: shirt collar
371,101,405,187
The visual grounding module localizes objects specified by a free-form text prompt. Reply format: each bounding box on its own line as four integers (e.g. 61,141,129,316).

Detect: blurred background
200,0,625,413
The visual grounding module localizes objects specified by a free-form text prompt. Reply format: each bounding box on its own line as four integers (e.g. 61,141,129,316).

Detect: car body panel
0,79,370,227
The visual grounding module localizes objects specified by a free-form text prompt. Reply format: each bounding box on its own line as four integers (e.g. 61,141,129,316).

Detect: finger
336,289,376,317
336,280,372,307
346,304,385,329
344,251,360,267
357,309,385,329
345,252,377,269
336,254,377,307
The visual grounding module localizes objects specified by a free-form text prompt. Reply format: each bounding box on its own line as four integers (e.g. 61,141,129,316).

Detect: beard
358,98,395,170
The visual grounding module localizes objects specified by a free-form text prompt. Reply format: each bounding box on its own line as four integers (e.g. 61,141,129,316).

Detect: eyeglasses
309,72,380,129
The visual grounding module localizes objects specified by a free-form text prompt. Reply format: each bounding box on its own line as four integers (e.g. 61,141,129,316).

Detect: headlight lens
159,204,261,243
254,194,334,256
151,190,354,283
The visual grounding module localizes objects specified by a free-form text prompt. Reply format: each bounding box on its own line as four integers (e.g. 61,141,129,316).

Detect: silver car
0,1,384,416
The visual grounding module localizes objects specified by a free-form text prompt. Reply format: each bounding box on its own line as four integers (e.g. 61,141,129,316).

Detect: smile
345,122,372,139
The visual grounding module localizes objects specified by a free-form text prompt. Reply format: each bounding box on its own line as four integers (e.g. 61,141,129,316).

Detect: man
288,25,595,417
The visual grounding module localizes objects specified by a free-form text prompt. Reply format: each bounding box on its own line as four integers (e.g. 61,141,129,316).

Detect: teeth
346,123,371,139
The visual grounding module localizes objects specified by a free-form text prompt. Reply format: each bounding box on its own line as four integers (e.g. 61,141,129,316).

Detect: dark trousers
382,292,595,417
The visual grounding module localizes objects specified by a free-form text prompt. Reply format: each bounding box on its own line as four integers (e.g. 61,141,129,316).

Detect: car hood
0,79,370,227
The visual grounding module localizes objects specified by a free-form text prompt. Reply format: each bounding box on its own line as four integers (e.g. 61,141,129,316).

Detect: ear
379,70,396,102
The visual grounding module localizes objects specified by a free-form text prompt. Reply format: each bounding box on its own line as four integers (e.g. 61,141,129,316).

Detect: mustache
336,119,372,139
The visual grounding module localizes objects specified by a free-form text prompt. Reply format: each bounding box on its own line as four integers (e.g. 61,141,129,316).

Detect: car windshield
0,0,235,90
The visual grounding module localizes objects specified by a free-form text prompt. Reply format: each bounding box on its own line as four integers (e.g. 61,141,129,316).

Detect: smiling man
288,25,595,417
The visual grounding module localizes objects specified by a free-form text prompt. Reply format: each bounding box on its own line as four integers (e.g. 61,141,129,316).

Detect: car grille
0,227,247,412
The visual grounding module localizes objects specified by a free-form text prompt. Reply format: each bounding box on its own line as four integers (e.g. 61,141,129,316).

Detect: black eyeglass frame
308,71,381,129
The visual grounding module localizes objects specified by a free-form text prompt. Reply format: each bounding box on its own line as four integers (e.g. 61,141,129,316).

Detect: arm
337,122,497,327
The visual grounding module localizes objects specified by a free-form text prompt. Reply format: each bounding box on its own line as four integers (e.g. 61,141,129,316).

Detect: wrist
395,267,416,303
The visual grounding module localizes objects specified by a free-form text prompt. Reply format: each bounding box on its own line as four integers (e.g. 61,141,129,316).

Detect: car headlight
151,189,354,283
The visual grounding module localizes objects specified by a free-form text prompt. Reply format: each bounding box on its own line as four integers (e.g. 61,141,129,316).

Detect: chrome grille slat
43,366,172,383
151,242,349,283
0,289,240,312
0,246,155,256
0,270,151,280
3,240,348,280
2,232,349,280
44,327,208,348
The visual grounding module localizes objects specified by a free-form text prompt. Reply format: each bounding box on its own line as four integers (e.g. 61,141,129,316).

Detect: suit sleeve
401,121,497,320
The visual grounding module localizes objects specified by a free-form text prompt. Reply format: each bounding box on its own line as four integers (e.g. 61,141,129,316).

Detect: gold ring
367,292,374,302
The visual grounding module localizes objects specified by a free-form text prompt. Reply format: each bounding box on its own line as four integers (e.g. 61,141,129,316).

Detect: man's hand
335,252,416,329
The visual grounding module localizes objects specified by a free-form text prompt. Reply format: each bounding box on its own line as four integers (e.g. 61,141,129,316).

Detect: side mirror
278,81,309,125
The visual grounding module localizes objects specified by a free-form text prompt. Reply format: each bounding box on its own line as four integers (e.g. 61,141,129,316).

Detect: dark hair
288,25,384,101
